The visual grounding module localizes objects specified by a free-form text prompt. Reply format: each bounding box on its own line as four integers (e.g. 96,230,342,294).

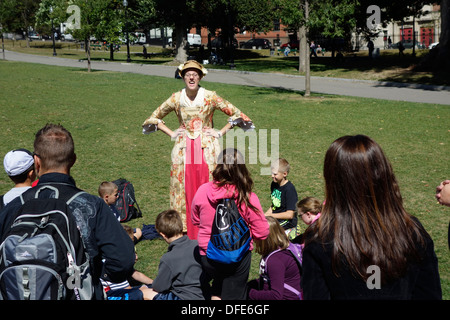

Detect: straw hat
177,60,208,78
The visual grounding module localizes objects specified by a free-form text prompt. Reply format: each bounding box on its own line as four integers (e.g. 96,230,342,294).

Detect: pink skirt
184,136,209,240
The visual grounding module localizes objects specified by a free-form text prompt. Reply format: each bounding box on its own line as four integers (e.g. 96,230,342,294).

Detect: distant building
354,4,441,51
189,20,293,48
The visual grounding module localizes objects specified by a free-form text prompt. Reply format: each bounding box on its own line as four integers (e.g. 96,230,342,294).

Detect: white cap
3,149,34,176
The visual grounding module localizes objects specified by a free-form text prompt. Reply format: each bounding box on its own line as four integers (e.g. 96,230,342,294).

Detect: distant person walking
398,41,405,56
367,38,374,58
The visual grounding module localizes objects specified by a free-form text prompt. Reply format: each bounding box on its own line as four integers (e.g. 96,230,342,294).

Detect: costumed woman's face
183,69,201,91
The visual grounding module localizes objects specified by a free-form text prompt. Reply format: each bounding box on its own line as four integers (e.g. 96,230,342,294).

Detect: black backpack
206,198,251,264
0,185,93,300
113,179,142,222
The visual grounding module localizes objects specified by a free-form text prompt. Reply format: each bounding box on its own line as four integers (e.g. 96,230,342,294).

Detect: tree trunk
304,0,311,97
298,0,306,73
436,0,450,72
85,38,91,72
419,0,450,72
110,44,114,61
174,24,188,63
299,25,307,73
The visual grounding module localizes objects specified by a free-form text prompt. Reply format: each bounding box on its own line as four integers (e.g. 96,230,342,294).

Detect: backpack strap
20,184,86,206
66,191,88,205
284,283,302,299
263,248,281,271
34,185,60,199
263,247,303,299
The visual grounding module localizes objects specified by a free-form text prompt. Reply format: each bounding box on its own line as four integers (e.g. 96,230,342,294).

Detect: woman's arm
157,121,185,139
203,122,232,138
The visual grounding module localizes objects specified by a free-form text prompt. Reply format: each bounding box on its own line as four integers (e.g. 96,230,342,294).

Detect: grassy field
0,60,449,299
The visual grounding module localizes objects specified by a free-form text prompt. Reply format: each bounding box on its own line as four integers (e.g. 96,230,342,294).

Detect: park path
3,50,450,105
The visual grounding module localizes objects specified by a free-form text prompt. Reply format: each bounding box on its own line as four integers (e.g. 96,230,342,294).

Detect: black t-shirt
270,180,298,229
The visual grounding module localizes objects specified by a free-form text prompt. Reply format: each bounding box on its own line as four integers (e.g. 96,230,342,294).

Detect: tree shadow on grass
227,49,449,87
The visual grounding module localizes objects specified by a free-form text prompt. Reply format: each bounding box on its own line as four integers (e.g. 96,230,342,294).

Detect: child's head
271,158,290,184
3,149,36,185
254,216,290,257
122,225,138,262
297,197,322,225
213,148,260,213
98,181,118,205
122,225,134,240
155,209,183,240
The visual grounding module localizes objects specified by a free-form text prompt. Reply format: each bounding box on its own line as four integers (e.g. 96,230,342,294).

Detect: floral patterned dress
142,87,254,239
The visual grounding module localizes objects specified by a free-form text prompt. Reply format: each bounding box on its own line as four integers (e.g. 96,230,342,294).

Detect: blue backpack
206,198,251,264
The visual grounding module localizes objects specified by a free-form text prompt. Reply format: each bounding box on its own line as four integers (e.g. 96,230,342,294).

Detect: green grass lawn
0,60,449,299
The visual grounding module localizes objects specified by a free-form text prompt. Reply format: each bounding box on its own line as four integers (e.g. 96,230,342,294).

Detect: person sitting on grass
98,181,142,242
147,209,208,300
292,197,322,245
99,225,154,300
265,158,299,240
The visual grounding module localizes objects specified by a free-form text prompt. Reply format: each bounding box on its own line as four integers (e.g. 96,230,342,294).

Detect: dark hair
7,149,34,184
212,148,260,214
34,123,75,171
306,135,426,282
155,209,183,238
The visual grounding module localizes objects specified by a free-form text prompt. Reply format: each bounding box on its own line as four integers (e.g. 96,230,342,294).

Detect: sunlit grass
0,60,448,298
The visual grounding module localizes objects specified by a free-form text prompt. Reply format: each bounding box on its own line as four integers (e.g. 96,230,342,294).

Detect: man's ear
33,155,41,177
70,153,77,167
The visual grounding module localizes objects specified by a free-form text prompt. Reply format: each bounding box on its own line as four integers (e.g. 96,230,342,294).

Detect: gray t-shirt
2,186,31,206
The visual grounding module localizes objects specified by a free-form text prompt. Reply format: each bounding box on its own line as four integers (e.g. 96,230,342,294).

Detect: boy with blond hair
265,158,299,239
98,181,121,221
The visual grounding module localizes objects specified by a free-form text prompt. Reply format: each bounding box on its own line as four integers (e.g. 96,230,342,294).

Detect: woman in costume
142,60,254,239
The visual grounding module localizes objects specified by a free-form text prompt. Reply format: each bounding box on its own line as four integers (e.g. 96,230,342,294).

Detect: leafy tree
94,0,124,61
0,0,21,34
0,0,40,47
151,0,199,62
68,0,103,71
132,0,157,45
35,0,67,38
200,0,275,64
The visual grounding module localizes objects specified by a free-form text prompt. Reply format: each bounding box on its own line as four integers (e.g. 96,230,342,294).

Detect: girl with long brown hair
191,148,269,300
302,135,441,299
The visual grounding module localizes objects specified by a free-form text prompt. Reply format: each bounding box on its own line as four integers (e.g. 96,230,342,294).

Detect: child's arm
265,210,295,220
132,270,153,285
152,260,173,293
264,207,273,215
